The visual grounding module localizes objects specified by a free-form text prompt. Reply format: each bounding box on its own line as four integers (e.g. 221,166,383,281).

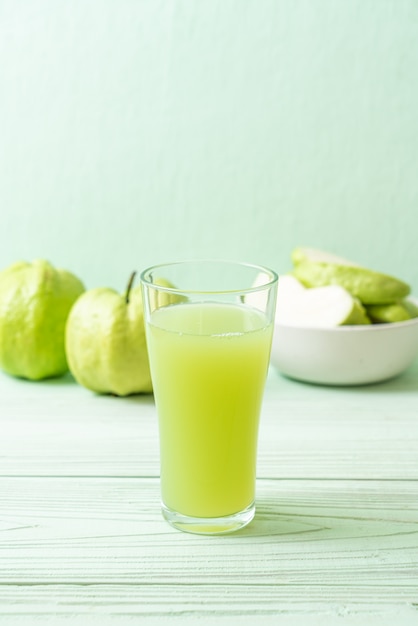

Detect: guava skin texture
366,300,418,323
0,259,85,380
291,248,410,305
65,284,153,397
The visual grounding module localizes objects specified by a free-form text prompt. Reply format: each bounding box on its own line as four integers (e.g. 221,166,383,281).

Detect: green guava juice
146,302,273,519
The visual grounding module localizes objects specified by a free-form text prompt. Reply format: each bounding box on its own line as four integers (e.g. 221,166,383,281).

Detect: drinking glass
140,260,278,534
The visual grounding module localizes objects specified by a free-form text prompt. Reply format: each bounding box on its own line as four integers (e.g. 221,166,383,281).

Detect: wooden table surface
1,358,418,625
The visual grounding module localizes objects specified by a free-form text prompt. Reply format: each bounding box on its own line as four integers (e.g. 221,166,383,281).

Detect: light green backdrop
1,0,417,293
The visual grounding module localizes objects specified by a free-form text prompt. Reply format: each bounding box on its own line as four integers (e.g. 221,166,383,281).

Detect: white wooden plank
1,363,418,479
0,477,417,618
2,611,418,626
0,362,417,622
0,373,160,477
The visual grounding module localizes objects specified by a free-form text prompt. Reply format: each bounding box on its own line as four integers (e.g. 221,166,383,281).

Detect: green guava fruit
366,299,418,323
147,276,187,311
0,259,85,380
291,247,410,305
276,274,370,327
65,272,153,396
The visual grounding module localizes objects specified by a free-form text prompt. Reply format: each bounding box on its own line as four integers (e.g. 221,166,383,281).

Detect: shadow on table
27,372,156,404
231,492,414,542
234,500,324,539
9,371,78,386
357,365,418,393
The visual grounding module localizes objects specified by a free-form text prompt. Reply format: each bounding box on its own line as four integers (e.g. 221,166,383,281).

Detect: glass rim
139,259,278,296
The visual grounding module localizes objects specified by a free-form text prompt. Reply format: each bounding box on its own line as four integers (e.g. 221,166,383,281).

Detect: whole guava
65,272,153,396
0,259,85,380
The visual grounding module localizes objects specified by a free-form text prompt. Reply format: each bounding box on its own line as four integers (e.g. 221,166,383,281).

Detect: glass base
161,501,255,535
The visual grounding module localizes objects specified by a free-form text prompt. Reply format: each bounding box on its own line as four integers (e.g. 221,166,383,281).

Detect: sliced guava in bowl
276,274,370,327
366,298,418,323
291,247,410,305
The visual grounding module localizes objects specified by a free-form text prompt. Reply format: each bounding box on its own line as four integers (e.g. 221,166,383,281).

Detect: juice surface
146,302,273,518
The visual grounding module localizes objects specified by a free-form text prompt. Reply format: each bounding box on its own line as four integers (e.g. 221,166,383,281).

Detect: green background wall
1,0,417,293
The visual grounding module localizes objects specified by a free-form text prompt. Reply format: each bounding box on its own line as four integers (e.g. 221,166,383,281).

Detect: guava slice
366,299,418,323
276,275,370,327
291,247,410,305
278,274,306,297
404,299,418,318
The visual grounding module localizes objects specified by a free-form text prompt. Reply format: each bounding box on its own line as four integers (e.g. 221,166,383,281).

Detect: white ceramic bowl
270,298,418,386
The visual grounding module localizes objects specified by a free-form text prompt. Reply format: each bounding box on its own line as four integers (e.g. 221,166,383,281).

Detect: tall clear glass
140,260,278,535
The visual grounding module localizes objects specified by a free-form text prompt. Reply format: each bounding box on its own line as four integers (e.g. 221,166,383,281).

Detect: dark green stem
125,271,137,304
